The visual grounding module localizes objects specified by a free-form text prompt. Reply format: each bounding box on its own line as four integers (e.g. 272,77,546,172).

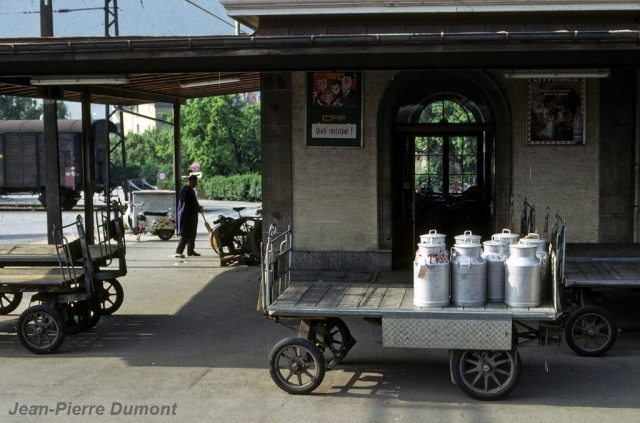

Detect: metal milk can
419,230,448,259
482,240,509,303
505,243,542,307
492,228,520,245
450,241,486,307
520,233,551,300
413,241,450,307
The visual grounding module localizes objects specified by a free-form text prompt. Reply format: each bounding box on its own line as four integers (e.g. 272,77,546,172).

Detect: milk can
419,230,448,259
450,240,486,306
482,240,509,303
452,230,481,261
520,233,551,300
492,229,520,245
505,243,542,307
413,241,450,307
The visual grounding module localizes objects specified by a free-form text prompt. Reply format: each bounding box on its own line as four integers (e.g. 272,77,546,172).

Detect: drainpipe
634,70,640,242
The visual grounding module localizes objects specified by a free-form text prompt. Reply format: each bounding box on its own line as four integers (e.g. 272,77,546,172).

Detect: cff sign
190,162,201,172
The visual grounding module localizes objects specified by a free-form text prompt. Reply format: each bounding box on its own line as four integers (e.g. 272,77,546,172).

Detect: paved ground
1,232,640,422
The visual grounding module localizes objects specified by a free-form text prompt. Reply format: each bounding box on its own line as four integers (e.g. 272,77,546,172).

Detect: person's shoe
187,251,201,257
174,253,185,258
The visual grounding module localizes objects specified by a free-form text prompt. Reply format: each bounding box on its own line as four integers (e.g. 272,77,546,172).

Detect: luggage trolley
0,216,98,354
259,221,568,400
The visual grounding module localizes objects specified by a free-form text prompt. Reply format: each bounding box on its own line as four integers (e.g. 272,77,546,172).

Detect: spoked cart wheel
565,306,617,357
17,304,67,354
451,349,522,400
310,318,356,369
100,278,124,315
269,337,326,395
0,292,23,315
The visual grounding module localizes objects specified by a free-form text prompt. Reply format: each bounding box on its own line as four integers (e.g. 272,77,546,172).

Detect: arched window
415,99,479,194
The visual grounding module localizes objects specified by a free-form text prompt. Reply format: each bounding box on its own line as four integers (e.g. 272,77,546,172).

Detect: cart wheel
157,229,174,241
100,279,124,315
0,292,23,315
63,301,92,335
565,306,617,357
86,298,101,330
269,337,326,395
17,304,66,354
451,349,521,401
313,318,354,364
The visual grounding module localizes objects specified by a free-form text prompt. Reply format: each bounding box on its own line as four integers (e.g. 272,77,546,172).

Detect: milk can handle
429,229,438,234
458,256,472,268
502,229,511,234
526,233,540,239
464,230,472,236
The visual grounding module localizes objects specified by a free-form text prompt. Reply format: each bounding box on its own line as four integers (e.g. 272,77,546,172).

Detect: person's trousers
176,235,196,254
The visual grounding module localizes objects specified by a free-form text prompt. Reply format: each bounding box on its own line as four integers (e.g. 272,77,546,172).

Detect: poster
306,71,362,147
527,78,585,146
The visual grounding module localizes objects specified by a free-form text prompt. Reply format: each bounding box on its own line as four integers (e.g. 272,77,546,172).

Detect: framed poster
527,78,585,146
306,71,362,147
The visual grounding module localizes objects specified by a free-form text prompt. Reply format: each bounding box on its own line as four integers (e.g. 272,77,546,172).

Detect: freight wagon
0,119,117,209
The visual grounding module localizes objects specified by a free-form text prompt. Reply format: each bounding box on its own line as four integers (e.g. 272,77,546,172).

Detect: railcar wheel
100,279,124,315
17,305,66,354
451,349,521,401
0,292,23,314
269,337,325,395
157,229,174,241
565,306,617,357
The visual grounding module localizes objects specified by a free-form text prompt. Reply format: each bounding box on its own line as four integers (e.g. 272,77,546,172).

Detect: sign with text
527,78,585,146
306,71,362,147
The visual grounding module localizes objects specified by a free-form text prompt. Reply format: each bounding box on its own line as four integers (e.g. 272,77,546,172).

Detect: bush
202,173,262,202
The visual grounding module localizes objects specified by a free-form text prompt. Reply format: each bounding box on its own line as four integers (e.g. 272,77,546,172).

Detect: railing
53,215,94,296
550,212,567,316
259,223,292,312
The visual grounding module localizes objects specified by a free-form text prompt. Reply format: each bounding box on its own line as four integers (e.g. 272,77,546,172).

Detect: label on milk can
417,265,427,278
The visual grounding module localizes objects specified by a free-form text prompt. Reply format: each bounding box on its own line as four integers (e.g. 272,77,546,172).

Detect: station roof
0,12,639,106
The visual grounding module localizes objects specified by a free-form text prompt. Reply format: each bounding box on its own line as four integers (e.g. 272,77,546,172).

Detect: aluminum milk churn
450,240,486,306
452,230,481,261
413,241,450,307
520,233,551,300
492,228,520,245
505,243,542,307
419,230,448,259
482,240,509,303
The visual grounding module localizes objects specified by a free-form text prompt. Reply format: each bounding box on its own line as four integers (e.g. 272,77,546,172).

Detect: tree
0,95,68,120
180,95,261,178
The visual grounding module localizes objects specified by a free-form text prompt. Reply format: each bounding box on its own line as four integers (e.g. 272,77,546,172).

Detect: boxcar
0,119,117,209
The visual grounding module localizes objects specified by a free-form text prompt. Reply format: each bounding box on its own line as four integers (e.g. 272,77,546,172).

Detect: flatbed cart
0,200,127,317
259,222,568,400
0,216,98,354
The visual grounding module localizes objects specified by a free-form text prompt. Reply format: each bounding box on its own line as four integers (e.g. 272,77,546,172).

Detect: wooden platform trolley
259,220,574,400
0,202,127,354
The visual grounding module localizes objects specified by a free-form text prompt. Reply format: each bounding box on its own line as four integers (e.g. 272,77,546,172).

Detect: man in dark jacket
175,174,203,258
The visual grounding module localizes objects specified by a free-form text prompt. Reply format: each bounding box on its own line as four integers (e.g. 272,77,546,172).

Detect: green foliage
180,95,261,178
0,96,68,120
201,173,262,202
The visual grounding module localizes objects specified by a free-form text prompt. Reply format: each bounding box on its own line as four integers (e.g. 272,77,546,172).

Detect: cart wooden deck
268,281,558,320
565,243,640,287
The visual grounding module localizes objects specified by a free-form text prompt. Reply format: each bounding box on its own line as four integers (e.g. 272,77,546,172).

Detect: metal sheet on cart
382,316,512,350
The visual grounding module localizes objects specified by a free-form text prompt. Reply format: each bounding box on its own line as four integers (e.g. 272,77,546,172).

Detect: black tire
17,305,66,354
0,292,23,315
100,279,124,315
86,297,101,330
269,337,326,395
565,306,617,357
451,349,522,401
62,301,92,335
311,318,353,364
157,229,174,241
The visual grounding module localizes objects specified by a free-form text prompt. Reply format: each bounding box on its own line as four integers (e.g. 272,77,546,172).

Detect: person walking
175,174,203,258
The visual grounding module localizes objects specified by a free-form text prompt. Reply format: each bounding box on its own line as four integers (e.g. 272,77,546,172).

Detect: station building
220,0,640,270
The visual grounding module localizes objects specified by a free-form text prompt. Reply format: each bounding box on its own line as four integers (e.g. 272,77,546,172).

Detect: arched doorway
378,71,512,267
